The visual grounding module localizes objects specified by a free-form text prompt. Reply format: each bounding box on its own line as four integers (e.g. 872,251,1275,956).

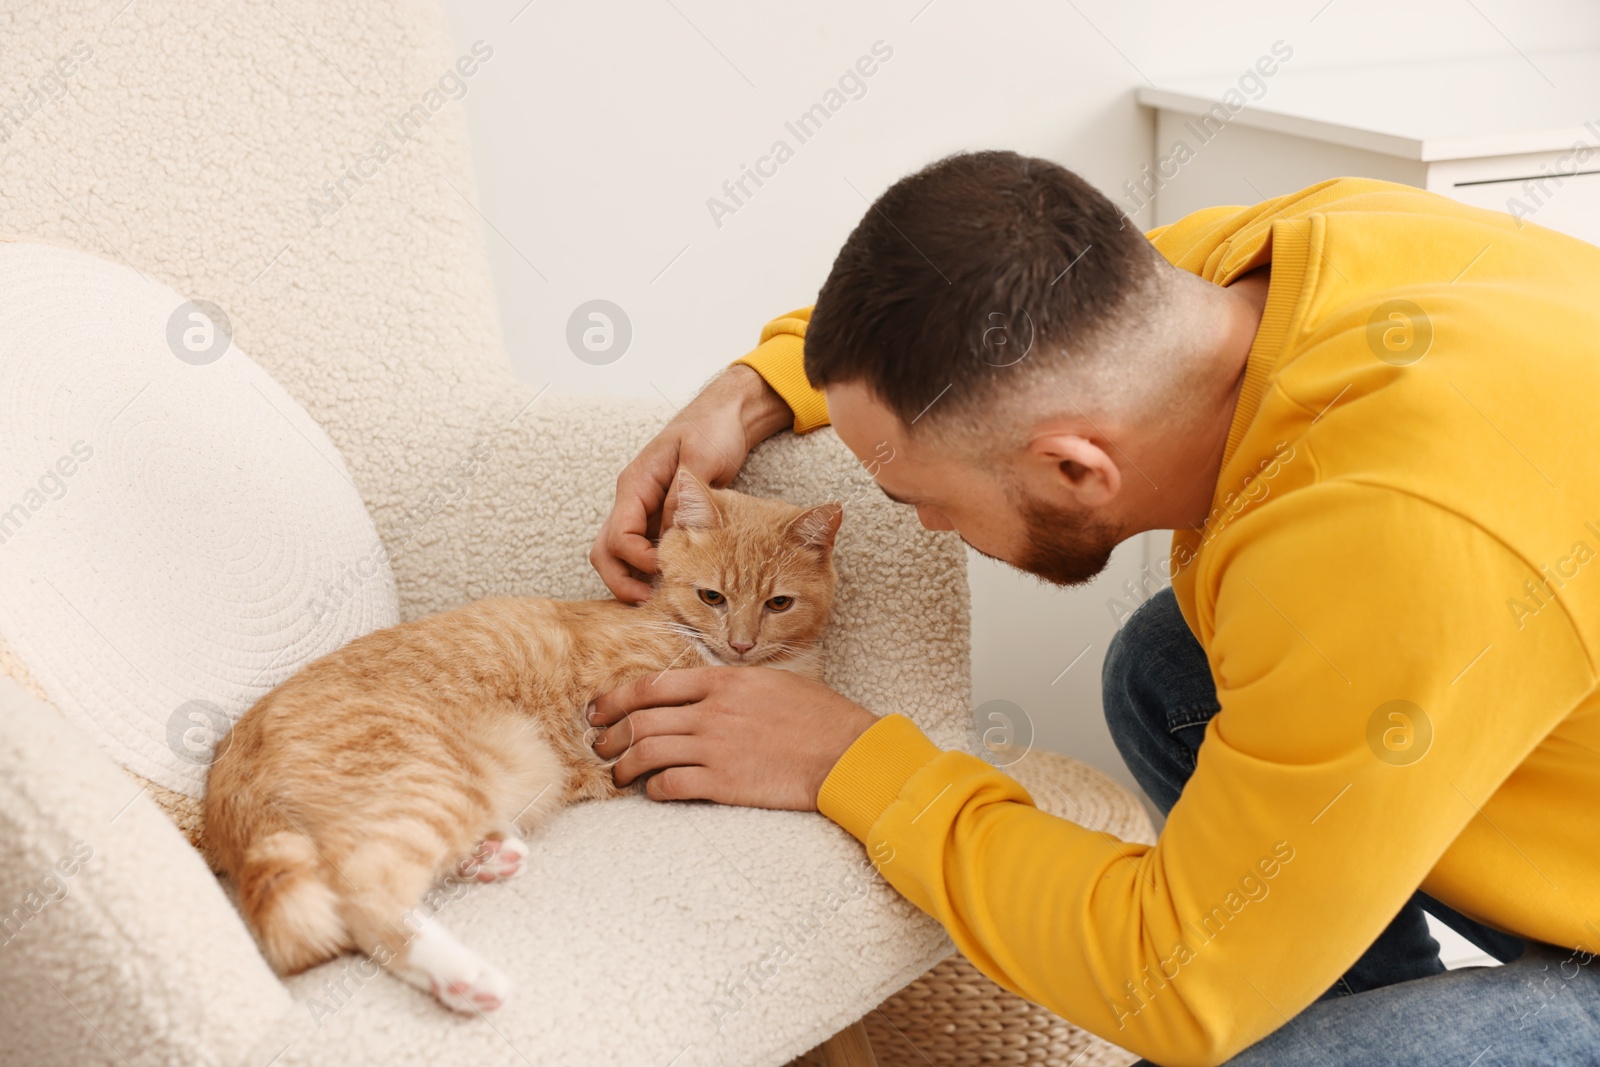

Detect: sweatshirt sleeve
731,306,828,433
817,482,1592,1066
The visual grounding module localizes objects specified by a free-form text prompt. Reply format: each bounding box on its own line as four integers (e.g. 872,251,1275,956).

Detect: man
585,151,1600,1065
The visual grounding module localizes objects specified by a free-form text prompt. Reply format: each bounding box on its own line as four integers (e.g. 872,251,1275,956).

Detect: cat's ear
785,503,843,554
671,467,723,531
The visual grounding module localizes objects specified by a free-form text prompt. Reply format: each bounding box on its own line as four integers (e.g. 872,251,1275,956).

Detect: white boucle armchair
0,3,1148,1065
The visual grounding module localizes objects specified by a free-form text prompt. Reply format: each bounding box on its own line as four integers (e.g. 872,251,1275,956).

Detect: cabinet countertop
1138,49,1600,162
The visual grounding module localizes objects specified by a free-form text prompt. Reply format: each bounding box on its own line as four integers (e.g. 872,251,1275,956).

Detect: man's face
827,382,1123,587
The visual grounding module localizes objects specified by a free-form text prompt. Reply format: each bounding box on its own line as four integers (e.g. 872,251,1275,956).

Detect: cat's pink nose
730,640,755,655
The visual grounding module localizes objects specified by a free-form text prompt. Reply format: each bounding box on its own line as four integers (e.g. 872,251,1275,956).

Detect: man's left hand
588,667,879,810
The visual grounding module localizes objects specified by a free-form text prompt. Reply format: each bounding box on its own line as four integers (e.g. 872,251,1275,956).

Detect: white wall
443,0,1600,802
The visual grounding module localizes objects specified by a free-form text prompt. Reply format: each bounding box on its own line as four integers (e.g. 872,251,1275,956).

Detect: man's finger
612,734,703,787
644,765,720,803
591,667,722,726
591,540,654,603
609,528,658,577
659,480,679,535
591,705,702,760
606,454,676,565
603,480,660,567
617,453,674,507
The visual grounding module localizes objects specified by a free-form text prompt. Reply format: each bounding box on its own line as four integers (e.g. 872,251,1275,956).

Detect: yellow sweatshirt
737,179,1600,1066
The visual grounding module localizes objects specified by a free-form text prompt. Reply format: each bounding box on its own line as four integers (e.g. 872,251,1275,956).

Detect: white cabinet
1445,168,1600,247
1136,49,1600,242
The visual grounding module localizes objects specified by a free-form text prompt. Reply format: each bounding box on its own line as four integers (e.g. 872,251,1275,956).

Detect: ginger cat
204,469,842,1015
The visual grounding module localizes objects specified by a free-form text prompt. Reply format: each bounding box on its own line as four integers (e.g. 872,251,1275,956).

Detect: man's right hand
591,365,793,602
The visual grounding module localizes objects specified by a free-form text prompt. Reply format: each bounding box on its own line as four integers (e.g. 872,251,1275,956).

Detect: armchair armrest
0,678,291,1066
397,390,980,754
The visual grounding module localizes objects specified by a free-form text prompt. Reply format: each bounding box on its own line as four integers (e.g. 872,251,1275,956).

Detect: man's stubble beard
965,489,1123,588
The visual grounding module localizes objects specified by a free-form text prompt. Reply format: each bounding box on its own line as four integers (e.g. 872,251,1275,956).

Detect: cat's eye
766,595,794,612
698,589,725,606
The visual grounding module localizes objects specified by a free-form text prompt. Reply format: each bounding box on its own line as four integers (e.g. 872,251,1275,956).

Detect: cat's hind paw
399,919,513,1015
460,834,528,883
431,963,511,1015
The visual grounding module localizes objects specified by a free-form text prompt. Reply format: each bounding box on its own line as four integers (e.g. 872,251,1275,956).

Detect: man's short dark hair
803,150,1159,428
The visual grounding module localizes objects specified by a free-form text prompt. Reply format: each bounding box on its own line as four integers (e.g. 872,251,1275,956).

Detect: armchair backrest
2,0,514,612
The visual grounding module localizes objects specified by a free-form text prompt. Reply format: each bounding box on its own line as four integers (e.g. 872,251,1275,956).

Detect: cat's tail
238,826,349,974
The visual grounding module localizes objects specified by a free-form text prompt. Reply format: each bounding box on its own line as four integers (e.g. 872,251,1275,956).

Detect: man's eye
698,589,725,606
766,595,794,612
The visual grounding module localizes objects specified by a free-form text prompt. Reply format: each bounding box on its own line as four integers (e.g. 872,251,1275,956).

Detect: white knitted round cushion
0,242,398,797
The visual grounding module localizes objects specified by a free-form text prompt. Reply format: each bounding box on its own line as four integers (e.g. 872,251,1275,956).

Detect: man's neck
1137,266,1272,533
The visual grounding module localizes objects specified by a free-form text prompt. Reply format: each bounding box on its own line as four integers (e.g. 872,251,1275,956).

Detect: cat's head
653,468,841,667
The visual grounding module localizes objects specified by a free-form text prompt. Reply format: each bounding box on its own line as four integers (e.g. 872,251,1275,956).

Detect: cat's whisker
633,622,707,646
648,641,702,682
628,619,703,638
630,623,688,637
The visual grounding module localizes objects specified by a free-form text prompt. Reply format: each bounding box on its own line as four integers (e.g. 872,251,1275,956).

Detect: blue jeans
1101,587,1600,1066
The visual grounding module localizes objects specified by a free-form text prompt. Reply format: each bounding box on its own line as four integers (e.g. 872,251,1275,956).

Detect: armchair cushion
0,241,400,803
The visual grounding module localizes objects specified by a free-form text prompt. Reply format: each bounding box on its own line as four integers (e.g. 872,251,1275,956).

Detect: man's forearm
722,364,794,450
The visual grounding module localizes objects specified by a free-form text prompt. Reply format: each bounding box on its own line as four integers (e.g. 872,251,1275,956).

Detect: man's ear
785,502,843,553
672,468,723,530
1027,433,1122,507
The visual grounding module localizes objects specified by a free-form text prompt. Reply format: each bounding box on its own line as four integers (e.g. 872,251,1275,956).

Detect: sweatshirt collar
1213,215,1311,494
